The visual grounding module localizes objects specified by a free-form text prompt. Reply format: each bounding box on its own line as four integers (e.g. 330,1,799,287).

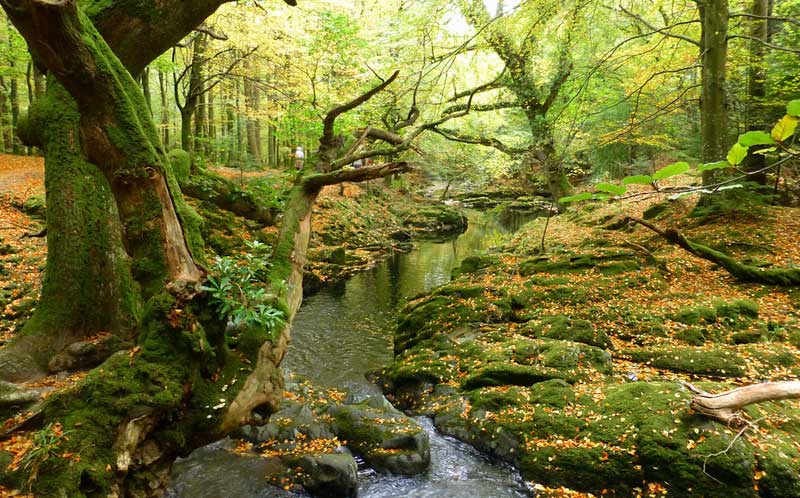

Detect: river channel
168,210,537,498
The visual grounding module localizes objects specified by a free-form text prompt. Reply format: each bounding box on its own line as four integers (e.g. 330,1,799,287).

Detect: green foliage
622,175,652,185
737,131,775,147
788,100,800,117
652,161,689,181
20,423,72,488
201,240,284,333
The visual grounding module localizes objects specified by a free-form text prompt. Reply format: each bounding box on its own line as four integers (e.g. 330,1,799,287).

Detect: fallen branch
683,381,800,426
628,217,800,286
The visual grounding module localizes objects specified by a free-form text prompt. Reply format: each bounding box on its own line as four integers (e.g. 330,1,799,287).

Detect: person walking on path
293,146,305,171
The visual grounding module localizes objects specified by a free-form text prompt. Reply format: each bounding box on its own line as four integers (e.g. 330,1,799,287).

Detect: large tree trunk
2,82,142,382
698,0,730,177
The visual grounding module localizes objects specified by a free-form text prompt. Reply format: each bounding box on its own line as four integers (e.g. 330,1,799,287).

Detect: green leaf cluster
201,240,285,333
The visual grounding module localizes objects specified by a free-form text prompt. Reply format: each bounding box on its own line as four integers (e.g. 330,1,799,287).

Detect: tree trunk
33,65,45,98
141,65,153,117
159,69,171,148
698,0,730,178
744,0,770,182
243,60,261,165
2,82,142,382
207,84,216,163
0,78,11,152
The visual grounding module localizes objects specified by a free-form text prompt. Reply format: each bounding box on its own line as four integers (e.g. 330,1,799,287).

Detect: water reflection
284,209,531,395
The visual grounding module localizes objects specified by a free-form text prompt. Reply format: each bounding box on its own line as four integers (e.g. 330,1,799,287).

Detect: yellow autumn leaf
771,115,799,142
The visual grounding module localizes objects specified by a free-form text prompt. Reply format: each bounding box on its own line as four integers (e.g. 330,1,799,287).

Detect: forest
0,0,798,497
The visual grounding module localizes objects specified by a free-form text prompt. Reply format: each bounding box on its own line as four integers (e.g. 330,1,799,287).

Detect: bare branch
727,34,800,54
303,162,412,190
194,26,228,41
430,127,527,155
321,71,400,146
619,6,701,47
729,12,800,27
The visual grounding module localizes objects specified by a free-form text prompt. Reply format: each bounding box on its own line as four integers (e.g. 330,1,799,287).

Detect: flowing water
168,210,539,498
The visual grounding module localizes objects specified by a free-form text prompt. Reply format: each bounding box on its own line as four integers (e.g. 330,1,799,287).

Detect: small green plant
202,240,285,332
20,423,71,488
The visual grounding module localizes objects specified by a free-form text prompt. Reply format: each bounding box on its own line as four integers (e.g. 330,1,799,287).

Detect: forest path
0,154,44,197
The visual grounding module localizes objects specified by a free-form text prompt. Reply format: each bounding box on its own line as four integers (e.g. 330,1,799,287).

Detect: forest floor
381,182,800,497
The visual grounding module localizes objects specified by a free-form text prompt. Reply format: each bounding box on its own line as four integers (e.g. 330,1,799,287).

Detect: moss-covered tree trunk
0,0,242,382
1,82,142,382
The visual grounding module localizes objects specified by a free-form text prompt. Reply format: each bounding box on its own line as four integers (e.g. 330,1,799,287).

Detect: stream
168,210,537,498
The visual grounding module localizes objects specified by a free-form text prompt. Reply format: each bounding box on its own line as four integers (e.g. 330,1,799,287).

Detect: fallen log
684,381,800,426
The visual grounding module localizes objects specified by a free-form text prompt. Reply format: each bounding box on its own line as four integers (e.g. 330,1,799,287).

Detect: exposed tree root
628,217,800,286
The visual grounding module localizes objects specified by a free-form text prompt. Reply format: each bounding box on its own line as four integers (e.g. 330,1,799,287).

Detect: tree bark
698,0,730,177
687,381,800,426
744,0,770,182
159,68,171,148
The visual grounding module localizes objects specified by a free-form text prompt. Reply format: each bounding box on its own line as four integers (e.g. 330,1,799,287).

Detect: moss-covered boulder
330,395,430,476
520,315,613,350
622,346,746,377
452,254,501,278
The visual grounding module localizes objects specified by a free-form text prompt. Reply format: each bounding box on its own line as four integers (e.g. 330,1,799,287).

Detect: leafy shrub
202,240,284,333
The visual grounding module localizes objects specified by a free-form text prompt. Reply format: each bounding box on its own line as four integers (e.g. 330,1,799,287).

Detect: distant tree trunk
698,0,730,178
243,59,261,165
237,77,247,164
159,69,171,148
140,65,153,117
207,84,216,162
180,32,208,154
33,65,45,98
195,86,207,157
0,78,11,152
9,72,20,154
744,0,770,183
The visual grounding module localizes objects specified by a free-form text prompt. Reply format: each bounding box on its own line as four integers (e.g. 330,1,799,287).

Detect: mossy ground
382,193,800,497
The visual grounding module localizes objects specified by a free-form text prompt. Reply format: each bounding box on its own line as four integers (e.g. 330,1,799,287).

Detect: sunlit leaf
595,183,627,196
653,161,689,181
771,115,798,142
726,143,748,165
622,175,652,185
737,131,774,147
787,100,800,117
558,192,593,203
697,161,729,172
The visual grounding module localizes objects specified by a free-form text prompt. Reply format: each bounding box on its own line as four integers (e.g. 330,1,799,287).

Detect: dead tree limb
628,217,800,286
683,381,800,426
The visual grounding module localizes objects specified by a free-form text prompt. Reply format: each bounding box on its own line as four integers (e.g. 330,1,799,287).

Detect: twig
701,418,763,483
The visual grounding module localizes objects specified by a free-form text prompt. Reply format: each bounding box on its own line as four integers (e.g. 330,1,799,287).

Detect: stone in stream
329,395,430,476
231,390,430,498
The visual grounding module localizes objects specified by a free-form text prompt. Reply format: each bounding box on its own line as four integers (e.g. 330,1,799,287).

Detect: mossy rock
511,338,613,375
642,201,669,220
714,299,759,327
326,247,347,265
731,331,764,344
168,148,192,185
675,328,706,346
518,252,640,277
527,379,575,407
452,254,500,278
674,306,717,325
461,363,579,390
789,330,800,349
20,195,46,219
330,397,430,476
521,315,613,350
469,386,529,410
623,347,746,377
381,347,458,388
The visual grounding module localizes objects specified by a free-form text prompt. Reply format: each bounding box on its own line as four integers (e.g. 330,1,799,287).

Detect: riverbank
379,194,800,497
